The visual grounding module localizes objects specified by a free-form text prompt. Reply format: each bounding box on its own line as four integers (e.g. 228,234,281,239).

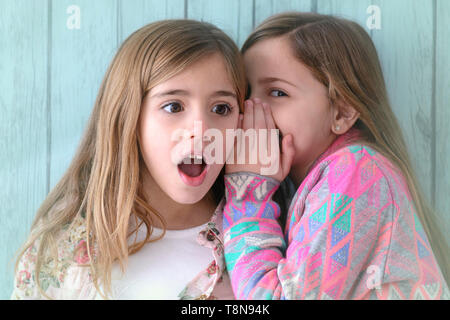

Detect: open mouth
177,155,209,187
178,155,207,177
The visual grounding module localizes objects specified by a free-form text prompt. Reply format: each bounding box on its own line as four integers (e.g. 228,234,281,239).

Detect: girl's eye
211,104,232,116
269,89,288,97
162,102,183,113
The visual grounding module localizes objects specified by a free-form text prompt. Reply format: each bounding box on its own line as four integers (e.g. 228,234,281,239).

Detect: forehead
244,37,293,69
161,53,234,88
243,36,319,87
147,52,239,102
174,53,229,81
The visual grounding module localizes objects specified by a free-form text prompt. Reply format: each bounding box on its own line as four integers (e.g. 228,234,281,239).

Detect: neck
289,158,320,188
140,169,217,230
289,133,340,187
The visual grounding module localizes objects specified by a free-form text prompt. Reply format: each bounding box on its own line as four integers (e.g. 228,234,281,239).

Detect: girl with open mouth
11,20,245,300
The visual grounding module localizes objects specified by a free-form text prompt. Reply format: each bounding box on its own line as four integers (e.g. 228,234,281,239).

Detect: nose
184,106,212,152
185,109,210,138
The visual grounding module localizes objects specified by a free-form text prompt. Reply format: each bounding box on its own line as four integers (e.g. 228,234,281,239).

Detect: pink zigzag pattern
223,129,449,300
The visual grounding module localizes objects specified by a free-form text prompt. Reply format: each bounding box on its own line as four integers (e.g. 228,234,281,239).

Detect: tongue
178,163,204,177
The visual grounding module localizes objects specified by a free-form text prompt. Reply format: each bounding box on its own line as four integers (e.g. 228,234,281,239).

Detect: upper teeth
179,154,203,164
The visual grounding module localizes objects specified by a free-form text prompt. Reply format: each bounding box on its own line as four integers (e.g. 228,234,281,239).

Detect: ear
331,99,360,135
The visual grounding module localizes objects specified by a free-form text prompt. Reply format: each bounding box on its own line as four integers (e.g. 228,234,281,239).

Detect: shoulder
296,143,411,221
320,143,388,178
11,214,94,299
310,143,407,195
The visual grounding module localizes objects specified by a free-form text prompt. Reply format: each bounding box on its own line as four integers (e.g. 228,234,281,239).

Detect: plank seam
46,0,53,195
252,0,255,30
431,0,437,207
311,0,318,13
117,0,121,47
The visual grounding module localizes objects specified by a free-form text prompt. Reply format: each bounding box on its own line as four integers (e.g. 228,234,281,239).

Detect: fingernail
253,98,261,104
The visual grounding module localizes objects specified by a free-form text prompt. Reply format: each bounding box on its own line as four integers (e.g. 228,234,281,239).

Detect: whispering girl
223,12,449,300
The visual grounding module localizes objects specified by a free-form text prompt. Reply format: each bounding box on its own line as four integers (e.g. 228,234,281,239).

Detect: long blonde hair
14,19,246,299
242,12,449,285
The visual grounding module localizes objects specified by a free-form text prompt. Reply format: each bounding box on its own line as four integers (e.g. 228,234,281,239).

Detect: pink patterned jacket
223,129,449,299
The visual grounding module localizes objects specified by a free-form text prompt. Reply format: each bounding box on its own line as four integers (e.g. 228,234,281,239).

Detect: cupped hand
225,98,295,182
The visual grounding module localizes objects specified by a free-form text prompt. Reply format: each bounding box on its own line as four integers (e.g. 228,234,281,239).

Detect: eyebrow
258,77,298,88
151,89,237,99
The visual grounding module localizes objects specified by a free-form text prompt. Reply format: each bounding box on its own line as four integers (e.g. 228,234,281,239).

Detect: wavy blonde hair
14,19,246,299
243,12,449,286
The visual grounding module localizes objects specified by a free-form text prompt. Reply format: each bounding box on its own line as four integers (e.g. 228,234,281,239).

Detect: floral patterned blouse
11,199,234,300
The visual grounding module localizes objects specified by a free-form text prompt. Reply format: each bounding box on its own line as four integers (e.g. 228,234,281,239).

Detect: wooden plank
435,0,450,246
317,0,372,31
50,0,118,189
119,0,185,45
254,0,313,29
187,0,253,47
0,0,48,299
370,0,434,204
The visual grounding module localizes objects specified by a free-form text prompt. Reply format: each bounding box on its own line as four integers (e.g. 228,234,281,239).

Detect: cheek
270,101,331,145
312,101,333,134
206,115,239,164
270,107,294,138
139,118,173,162
216,111,239,129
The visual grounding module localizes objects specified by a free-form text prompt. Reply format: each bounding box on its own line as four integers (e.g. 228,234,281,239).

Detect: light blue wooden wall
1,0,448,299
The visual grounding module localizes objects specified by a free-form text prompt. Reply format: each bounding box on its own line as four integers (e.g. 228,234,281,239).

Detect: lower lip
177,165,209,187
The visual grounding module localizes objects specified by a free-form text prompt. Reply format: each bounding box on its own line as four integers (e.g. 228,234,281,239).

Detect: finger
261,102,276,156
237,113,244,162
253,98,266,130
238,113,244,129
262,102,274,156
242,100,254,130
280,134,295,177
262,102,276,130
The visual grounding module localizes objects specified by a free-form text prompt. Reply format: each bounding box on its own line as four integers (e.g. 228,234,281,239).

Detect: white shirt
109,222,212,299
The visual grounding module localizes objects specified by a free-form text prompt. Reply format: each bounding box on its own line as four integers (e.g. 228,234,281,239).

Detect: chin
170,165,222,204
165,185,210,205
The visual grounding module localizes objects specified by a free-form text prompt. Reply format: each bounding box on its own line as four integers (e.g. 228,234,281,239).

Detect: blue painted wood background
1,0,449,299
